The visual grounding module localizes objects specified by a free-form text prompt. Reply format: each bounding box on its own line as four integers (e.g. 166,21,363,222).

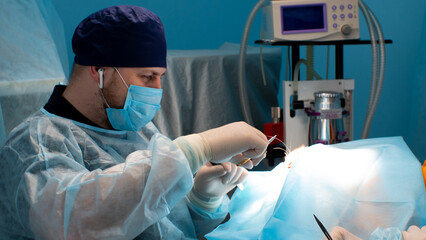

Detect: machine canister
308,91,346,145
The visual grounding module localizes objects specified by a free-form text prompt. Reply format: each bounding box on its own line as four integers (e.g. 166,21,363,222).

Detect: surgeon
0,5,269,240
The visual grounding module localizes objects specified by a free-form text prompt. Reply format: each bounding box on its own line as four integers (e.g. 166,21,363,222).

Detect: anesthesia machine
239,0,386,151
262,0,360,41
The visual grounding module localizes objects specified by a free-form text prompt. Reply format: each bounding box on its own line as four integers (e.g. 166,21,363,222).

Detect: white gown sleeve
2,121,193,240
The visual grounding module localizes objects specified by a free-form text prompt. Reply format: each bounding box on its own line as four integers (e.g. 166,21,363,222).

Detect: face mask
105,68,163,131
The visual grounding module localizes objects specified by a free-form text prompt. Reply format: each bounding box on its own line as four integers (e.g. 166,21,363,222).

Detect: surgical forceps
237,135,277,166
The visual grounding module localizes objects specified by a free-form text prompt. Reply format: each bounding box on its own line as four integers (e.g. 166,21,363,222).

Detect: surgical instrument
313,214,333,240
237,135,277,166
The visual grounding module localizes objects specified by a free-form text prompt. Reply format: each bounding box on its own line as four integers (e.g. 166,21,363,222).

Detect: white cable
238,0,268,125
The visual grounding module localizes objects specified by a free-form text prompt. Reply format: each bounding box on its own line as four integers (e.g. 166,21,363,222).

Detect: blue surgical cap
72,5,167,68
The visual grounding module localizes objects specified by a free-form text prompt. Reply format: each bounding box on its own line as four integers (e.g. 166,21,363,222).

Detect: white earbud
98,68,104,89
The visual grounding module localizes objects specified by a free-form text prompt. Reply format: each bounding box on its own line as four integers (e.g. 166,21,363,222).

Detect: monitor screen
281,4,327,34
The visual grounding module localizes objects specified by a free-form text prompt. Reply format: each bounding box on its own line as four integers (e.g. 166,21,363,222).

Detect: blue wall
51,0,426,160
51,0,263,57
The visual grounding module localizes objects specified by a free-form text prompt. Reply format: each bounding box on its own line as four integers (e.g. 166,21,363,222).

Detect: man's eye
141,75,153,80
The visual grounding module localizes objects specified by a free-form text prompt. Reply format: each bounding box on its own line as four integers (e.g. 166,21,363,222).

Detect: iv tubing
238,0,268,125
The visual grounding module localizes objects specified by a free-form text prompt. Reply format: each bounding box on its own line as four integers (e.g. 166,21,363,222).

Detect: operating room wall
348,1,426,162
50,0,264,62
407,11,426,163
50,0,426,161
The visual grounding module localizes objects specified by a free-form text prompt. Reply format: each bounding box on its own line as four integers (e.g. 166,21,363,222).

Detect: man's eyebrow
142,69,166,75
151,71,166,76
138,70,166,77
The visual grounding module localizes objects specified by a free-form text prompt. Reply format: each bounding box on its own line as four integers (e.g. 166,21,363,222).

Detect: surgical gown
0,109,228,239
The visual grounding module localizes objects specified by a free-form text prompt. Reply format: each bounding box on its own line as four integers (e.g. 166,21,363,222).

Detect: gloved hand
187,162,248,212
173,122,268,173
194,161,248,197
402,225,426,240
328,225,426,240
199,121,268,168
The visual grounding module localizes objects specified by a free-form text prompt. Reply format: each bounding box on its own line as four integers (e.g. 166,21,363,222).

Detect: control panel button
333,23,338,29
340,5,345,10
332,5,337,11
341,25,352,35
340,14,345,19
348,13,353,18
348,4,353,9
332,14,338,20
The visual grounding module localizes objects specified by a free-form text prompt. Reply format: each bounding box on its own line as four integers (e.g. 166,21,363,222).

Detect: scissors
237,135,277,166
313,214,333,240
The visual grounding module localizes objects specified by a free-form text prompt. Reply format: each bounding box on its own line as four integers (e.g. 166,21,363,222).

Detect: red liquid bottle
263,107,284,145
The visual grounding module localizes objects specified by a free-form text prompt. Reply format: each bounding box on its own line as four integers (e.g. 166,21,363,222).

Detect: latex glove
194,162,248,197
199,121,268,168
402,225,426,240
328,227,362,240
187,162,248,212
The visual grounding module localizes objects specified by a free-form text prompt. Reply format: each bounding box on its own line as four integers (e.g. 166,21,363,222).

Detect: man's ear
89,66,106,89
